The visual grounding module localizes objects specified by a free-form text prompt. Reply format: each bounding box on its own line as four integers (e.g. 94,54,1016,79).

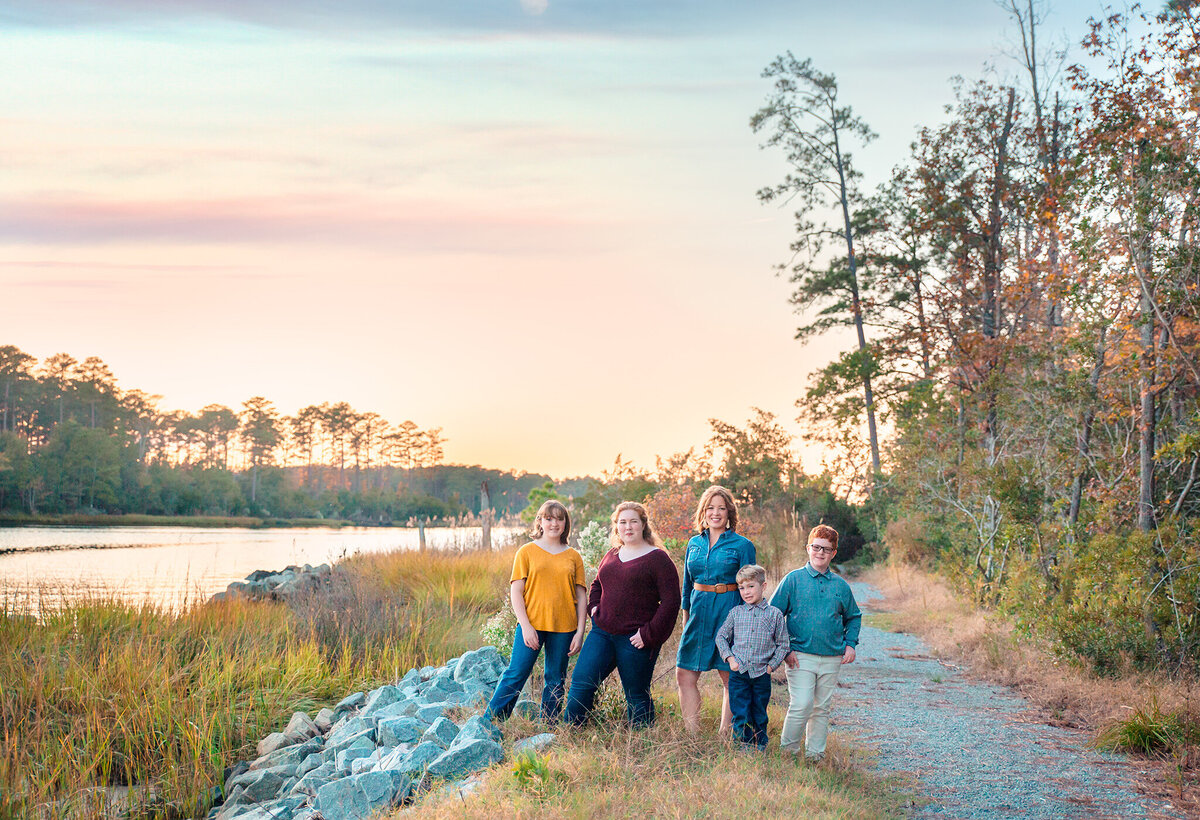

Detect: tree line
757,3,1200,673
0,344,563,521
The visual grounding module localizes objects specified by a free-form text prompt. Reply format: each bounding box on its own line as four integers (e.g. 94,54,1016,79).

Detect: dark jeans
564,625,660,727
728,669,772,748
486,628,574,721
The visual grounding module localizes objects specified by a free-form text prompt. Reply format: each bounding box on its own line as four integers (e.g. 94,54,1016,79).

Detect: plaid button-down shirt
714,599,790,678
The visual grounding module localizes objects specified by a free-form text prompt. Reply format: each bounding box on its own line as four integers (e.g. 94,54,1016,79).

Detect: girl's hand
521,625,540,650
569,630,584,656
629,629,646,650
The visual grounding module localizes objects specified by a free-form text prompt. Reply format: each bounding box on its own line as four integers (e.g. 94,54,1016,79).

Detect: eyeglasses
809,544,836,554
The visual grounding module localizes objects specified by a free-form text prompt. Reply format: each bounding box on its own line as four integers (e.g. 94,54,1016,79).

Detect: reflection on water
0,525,521,612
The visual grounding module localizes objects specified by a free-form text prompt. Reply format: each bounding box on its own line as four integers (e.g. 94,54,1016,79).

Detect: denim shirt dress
675,529,756,672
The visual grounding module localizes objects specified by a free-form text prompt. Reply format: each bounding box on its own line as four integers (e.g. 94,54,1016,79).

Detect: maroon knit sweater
587,547,681,648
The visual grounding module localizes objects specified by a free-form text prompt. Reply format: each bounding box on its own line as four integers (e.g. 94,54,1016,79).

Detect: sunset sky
1,0,1103,478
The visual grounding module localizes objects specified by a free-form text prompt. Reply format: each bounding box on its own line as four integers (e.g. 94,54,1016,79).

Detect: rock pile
210,564,332,603
208,646,551,820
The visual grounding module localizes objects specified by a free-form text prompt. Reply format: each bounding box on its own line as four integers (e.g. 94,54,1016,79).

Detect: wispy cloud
0,0,792,36
0,193,611,253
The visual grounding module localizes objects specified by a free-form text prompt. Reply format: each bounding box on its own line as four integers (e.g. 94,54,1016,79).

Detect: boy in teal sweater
768,524,861,762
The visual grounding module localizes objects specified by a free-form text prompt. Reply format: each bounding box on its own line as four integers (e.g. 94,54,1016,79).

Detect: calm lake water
0,525,521,612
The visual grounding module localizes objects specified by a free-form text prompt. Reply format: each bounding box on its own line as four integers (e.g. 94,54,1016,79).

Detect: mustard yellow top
511,541,586,633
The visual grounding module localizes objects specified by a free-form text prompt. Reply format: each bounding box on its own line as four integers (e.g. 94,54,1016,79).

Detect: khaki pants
780,652,842,757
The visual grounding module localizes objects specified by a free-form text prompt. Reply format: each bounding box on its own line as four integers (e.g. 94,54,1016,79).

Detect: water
0,524,521,611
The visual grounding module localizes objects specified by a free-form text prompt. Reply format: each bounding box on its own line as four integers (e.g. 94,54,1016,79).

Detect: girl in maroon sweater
564,501,681,726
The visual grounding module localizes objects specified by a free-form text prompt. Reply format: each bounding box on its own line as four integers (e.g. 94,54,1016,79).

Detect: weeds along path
838,582,1184,820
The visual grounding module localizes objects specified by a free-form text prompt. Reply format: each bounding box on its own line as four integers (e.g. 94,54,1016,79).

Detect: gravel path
833,582,1185,819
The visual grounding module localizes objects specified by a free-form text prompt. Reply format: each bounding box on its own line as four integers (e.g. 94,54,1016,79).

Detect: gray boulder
453,646,505,683
285,711,320,741
378,716,426,747
251,738,322,772
513,732,556,755
415,702,452,723
371,699,420,721
455,715,501,746
224,766,290,805
314,770,410,820
332,691,365,716
256,731,292,757
326,719,375,750
421,716,459,749
362,685,402,717
350,747,386,775
290,762,335,797
333,735,378,773
314,707,336,733
379,741,442,776
426,739,504,779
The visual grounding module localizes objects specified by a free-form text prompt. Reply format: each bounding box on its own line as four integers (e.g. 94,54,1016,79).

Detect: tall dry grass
410,694,908,820
0,545,516,819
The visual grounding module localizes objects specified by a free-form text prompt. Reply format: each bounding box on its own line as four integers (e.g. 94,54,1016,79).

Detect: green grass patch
1093,699,1199,757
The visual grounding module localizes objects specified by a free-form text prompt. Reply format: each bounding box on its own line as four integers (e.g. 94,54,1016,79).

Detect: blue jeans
564,625,660,727
486,629,574,722
728,670,772,748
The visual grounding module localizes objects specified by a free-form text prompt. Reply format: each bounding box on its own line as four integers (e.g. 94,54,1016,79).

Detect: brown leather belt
694,582,737,593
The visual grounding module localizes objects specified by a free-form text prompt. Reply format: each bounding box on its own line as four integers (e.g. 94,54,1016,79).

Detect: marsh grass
410,693,908,820
0,545,517,819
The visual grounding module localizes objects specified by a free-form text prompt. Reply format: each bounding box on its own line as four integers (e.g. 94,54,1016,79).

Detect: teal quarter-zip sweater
769,563,861,657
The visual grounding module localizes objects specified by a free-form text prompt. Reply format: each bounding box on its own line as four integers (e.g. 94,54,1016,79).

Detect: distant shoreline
0,514,377,530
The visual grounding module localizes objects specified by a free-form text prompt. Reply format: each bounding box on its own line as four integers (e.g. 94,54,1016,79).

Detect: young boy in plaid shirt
714,564,790,748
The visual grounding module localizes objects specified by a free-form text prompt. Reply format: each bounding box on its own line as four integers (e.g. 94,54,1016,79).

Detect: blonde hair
694,485,739,534
735,564,766,585
807,524,839,549
609,501,660,548
532,500,571,545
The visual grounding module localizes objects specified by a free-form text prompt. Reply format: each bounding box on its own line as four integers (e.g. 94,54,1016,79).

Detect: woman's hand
629,629,646,650
569,629,584,656
521,625,540,650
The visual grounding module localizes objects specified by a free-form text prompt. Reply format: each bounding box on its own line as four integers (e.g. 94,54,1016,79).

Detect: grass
408,693,909,820
0,546,514,819
860,561,1200,813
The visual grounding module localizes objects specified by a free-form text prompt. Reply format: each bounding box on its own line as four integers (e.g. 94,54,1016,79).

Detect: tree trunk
1069,328,1107,532
831,120,881,479
480,480,492,550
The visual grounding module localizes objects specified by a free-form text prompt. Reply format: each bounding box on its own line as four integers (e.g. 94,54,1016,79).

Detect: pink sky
0,0,1104,477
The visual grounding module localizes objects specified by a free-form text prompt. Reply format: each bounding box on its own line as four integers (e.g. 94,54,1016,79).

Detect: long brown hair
609,501,660,548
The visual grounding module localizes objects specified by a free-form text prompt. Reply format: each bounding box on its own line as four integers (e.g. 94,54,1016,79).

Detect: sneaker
805,753,824,764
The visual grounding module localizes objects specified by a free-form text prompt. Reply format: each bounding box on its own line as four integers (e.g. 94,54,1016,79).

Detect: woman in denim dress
675,485,756,734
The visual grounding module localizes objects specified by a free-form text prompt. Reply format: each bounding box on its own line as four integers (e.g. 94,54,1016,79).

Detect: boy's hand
727,657,740,672
842,646,856,665
569,630,584,656
629,629,646,649
784,651,798,669
521,625,540,650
